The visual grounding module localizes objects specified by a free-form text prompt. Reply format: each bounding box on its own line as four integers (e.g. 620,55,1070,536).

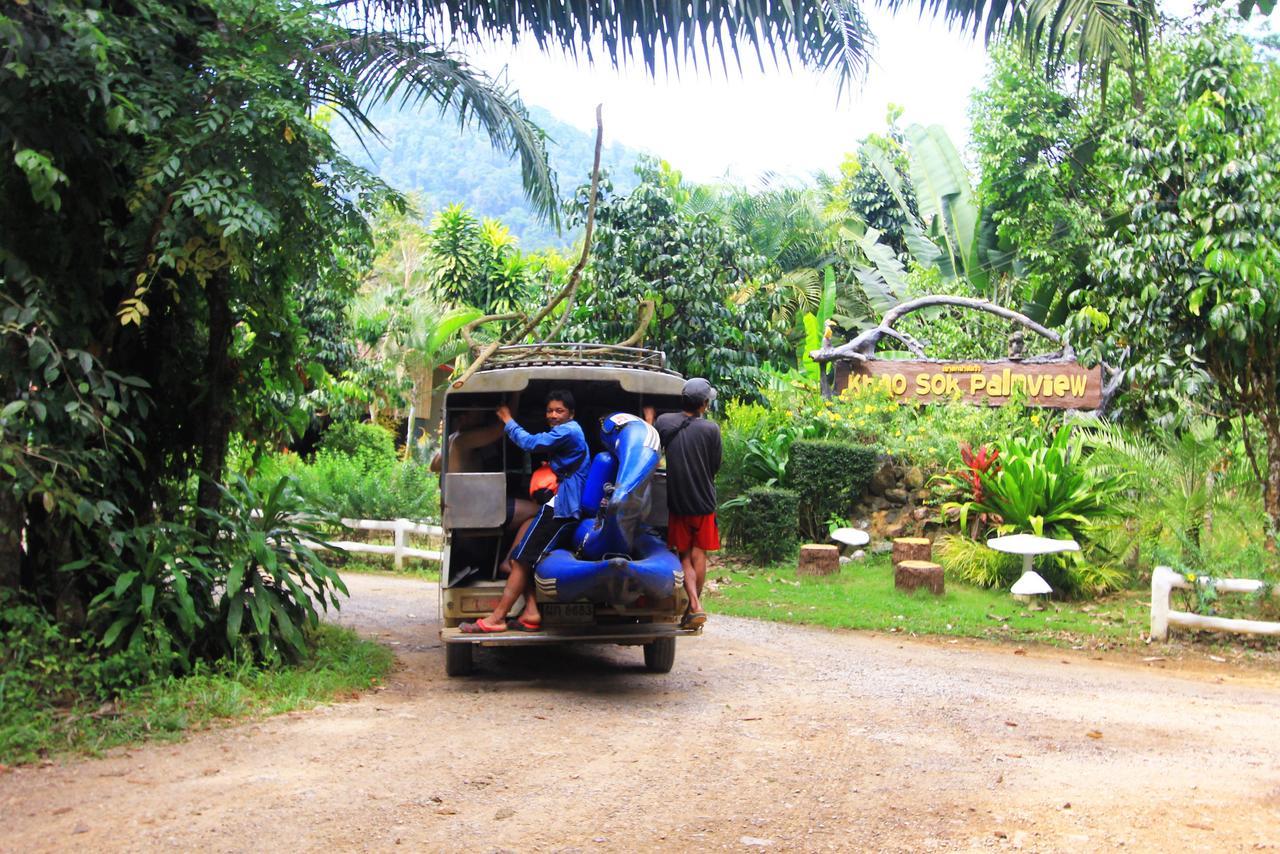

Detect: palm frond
317,33,559,225
349,0,874,88
1021,0,1154,81
877,0,1154,87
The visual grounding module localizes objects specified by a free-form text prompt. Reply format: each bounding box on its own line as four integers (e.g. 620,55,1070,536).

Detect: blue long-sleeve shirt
504,419,589,519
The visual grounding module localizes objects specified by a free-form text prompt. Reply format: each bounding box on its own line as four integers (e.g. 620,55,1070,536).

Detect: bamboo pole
451,104,606,389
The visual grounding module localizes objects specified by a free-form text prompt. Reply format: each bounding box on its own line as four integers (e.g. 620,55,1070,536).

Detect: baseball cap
682,377,717,403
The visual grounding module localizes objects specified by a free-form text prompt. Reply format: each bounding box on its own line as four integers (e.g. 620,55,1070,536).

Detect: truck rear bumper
441,622,701,646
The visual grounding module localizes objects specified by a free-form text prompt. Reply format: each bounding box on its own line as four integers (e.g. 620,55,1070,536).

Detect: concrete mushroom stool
830,527,870,565
986,533,1080,598
831,527,870,548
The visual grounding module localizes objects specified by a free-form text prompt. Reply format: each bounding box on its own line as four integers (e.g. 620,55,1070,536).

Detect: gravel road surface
2,572,1278,852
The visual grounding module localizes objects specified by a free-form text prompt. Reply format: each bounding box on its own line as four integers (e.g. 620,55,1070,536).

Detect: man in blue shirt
461,389,588,633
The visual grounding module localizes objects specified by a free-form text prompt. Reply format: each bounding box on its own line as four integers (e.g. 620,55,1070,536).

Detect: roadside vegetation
707,554,1151,646
0,624,392,765
707,553,1280,659
4,0,1279,766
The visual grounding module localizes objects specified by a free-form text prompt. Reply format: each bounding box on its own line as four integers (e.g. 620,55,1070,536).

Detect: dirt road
3,573,1279,852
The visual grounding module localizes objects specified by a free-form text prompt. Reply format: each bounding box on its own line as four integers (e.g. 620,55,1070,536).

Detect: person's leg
508,498,537,531
681,549,702,613
514,558,542,625
498,512,536,575
476,505,552,627
472,562,527,630
690,546,709,597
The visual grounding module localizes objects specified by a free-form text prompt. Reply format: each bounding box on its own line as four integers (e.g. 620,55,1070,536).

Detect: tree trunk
894,560,945,595
194,272,235,536
0,489,22,592
892,537,932,566
1265,416,1280,554
797,544,839,576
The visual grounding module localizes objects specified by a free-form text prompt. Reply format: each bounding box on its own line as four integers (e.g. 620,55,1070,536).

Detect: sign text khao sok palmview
834,360,1102,409
813,296,1112,412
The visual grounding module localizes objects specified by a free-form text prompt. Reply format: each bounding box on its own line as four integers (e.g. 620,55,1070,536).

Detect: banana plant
849,124,1025,318
799,266,838,384
400,303,482,430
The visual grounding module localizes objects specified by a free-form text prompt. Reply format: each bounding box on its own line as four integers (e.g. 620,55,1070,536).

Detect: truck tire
444,642,474,677
643,637,676,673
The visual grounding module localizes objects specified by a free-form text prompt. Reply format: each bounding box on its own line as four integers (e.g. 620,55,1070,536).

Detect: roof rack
479,343,670,371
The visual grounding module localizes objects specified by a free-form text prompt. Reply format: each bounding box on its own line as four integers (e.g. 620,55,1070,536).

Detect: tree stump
895,560,945,595
892,537,932,566
797,544,840,577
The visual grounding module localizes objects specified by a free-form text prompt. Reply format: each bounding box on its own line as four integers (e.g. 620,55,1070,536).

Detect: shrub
718,400,804,501
319,421,396,465
950,425,1127,543
935,532,1129,596
261,451,439,522
935,533,1021,588
726,486,798,564
79,522,219,680
197,475,348,663
789,440,880,540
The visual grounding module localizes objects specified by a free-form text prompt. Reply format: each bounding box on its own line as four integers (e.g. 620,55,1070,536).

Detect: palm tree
1084,420,1261,568
334,0,1161,222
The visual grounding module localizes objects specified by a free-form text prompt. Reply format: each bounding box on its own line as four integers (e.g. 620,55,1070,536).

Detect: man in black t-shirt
648,378,721,630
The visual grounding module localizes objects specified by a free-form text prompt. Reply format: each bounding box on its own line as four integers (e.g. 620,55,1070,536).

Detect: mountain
334,105,649,250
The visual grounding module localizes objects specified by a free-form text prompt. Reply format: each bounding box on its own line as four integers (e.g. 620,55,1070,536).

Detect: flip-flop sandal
680,610,707,630
459,619,507,634
506,617,543,632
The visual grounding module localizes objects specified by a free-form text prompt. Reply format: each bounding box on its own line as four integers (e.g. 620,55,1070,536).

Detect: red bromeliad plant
958,442,1000,502
942,442,1002,538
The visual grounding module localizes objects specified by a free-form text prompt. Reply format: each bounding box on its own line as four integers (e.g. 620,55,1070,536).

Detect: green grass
0,624,394,765
335,555,441,581
707,553,1151,647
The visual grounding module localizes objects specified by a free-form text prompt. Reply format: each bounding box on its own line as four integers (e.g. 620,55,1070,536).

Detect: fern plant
1082,419,1260,569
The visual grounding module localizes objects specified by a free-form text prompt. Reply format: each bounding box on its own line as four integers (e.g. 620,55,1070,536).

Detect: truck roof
448,343,685,396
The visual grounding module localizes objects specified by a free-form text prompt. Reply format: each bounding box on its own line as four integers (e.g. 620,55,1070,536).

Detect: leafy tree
824,108,920,262
563,161,776,400
1,0,552,664
428,204,485,305
970,44,1113,327
718,182,831,336
1073,28,1280,548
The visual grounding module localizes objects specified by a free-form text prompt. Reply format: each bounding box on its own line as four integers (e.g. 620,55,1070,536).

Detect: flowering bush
724,372,1042,470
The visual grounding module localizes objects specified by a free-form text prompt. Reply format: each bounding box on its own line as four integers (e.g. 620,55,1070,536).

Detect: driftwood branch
878,327,928,358
814,295,1073,363
452,104,605,389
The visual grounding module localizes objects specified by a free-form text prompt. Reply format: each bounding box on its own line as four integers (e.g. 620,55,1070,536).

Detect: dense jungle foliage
3,0,1279,727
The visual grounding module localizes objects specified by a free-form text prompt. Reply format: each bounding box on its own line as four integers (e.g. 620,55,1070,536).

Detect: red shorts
667,513,720,553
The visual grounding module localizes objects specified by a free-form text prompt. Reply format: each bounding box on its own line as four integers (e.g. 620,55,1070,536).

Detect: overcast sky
471,7,992,184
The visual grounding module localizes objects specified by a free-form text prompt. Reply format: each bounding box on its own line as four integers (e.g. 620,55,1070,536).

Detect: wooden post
895,560,944,595
394,519,406,571
797,544,840,577
892,537,932,566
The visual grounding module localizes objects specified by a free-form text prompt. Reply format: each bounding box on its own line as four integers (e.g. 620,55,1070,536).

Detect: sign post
812,295,1114,412
836,360,1102,410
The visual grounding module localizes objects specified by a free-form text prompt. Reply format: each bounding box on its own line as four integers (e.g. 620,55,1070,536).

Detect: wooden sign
835,360,1102,409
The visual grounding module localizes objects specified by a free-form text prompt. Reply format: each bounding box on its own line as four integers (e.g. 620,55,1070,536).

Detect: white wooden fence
307,518,443,570
1150,565,1280,641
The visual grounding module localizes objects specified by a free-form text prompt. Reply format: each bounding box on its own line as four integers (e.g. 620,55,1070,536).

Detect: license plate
541,603,594,624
